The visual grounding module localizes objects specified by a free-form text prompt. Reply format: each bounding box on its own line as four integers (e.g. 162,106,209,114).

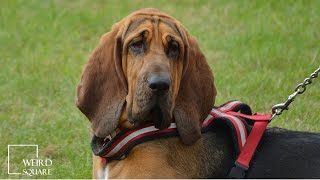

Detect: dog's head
76,8,216,145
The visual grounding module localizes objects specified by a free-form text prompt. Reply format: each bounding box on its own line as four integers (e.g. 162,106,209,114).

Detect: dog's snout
148,75,170,92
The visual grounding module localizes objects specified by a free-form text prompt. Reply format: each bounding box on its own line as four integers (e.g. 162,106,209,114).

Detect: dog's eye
168,41,179,58
129,40,144,54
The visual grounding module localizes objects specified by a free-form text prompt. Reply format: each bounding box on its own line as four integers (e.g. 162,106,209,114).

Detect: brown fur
76,8,217,178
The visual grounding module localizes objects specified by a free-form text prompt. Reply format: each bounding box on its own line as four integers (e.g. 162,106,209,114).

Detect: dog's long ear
174,32,217,145
76,23,127,138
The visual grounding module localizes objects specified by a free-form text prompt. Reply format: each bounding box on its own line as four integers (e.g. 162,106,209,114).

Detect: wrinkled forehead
122,15,182,41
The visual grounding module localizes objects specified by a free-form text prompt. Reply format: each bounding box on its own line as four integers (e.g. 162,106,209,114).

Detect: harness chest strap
226,110,272,178
207,101,272,178
91,100,272,178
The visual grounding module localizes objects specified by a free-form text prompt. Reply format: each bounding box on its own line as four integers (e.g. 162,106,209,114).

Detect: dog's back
204,126,320,178
247,127,320,178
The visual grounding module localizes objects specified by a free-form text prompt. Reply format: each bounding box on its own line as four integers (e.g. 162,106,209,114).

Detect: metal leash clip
271,66,320,120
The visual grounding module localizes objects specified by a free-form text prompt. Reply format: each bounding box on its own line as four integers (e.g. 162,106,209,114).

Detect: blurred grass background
0,0,319,178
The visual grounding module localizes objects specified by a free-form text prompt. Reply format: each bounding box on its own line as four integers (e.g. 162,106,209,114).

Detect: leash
271,66,320,120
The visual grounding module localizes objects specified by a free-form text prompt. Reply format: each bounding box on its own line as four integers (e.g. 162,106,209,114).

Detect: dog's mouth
126,78,173,131
149,105,170,129
128,104,172,129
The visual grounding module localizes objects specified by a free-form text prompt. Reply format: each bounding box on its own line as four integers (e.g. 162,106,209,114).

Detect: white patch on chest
97,165,109,179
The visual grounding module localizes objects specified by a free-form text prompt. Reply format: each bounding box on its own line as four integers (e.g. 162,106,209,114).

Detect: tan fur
76,8,217,179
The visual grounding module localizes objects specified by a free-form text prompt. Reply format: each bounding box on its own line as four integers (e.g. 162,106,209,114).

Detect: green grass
1,0,319,178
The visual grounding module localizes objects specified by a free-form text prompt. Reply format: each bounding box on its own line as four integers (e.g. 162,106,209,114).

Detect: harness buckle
228,163,248,179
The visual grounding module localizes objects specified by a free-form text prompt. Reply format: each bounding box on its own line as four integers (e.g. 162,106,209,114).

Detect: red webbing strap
235,121,269,168
227,110,272,178
226,111,272,121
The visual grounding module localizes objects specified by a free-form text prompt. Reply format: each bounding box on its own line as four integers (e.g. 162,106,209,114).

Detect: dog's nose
148,75,170,92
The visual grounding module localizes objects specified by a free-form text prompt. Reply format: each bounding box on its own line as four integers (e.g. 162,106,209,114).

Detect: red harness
215,101,272,178
91,100,272,178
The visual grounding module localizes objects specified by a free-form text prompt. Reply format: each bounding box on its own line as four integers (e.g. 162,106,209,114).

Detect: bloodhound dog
76,8,320,179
